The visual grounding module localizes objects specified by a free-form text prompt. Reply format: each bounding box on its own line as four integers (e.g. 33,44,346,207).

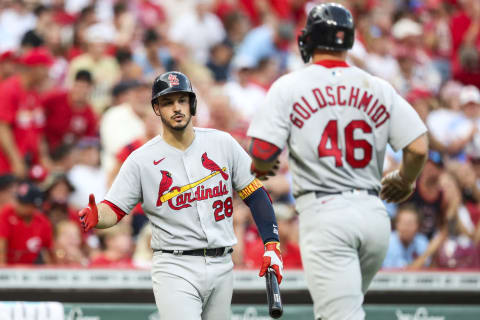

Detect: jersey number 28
318,120,372,168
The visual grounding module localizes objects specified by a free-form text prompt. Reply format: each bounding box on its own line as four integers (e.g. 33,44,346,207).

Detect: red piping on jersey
101,200,127,221
314,59,349,68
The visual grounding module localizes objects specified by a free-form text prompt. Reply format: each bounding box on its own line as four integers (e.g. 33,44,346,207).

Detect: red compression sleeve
249,138,281,162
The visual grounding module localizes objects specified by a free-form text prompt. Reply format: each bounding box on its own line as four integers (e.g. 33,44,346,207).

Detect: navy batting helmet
151,71,197,115
298,3,354,63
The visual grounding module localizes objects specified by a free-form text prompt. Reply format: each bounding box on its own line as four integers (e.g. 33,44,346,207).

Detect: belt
153,247,233,257
296,189,378,199
314,189,378,198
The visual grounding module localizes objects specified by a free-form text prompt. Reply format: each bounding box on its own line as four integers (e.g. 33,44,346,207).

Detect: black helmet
151,71,197,115
298,3,354,63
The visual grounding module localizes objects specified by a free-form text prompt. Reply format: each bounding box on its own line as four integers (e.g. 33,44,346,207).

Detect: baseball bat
265,268,283,318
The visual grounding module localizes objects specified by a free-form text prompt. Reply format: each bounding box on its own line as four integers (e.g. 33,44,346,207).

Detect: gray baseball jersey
105,128,255,250
248,63,427,196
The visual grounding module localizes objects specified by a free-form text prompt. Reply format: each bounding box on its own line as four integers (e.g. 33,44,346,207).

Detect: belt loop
204,248,207,256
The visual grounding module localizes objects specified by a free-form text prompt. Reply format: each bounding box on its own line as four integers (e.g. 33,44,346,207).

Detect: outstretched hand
78,194,99,232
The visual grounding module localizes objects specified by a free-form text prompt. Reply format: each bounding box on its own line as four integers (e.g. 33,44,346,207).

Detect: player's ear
152,101,161,116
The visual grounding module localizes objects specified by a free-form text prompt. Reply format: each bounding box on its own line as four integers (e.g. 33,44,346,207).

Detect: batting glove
259,241,284,284
78,194,99,232
380,169,415,204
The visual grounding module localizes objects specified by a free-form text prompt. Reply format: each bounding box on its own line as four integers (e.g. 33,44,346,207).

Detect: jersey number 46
318,120,372,168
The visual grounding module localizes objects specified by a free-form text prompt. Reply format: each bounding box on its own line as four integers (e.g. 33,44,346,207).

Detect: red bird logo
201,152,229,180
156,170,173,206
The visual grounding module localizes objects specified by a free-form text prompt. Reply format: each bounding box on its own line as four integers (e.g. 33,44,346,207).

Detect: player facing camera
151,71,197,131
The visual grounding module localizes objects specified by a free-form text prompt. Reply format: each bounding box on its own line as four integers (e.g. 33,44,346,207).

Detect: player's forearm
399,134,428,184
0,123,22,163
96,203,119,228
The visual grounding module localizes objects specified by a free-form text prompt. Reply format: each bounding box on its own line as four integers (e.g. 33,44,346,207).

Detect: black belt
315,189,378,198
154,247,233,257
296,189,378,198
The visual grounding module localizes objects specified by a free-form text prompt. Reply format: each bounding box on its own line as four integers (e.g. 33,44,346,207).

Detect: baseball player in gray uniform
247,3,429,320
78,71,284,320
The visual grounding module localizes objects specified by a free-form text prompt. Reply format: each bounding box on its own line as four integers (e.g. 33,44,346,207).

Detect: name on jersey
290,86,390,129
167,181,228,210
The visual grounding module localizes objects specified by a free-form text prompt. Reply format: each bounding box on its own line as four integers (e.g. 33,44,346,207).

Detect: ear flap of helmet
298,29,312,63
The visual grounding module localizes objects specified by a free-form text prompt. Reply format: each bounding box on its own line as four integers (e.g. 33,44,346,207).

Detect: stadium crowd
0,0,479,271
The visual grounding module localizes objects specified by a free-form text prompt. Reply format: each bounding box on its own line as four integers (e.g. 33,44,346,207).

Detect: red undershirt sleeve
101,200,128,221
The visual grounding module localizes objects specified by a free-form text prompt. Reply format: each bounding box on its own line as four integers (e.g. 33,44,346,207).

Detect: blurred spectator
100,81,148,174
90,224,133,267
0,48,53,178
108,109,161,186
0,50,18,80
0,181,53,265
68,137,107,209
133,28,175,81
42,69,97,154
223,56,266,121
54,220,88,266
0,174,16,208
235,18,294,72
206,40,234,83
405,151,460,239
450,0,480,88
169,0,226,64
112,1,135,49
223,12,250,49
0,1,36,51
41,172,76,226
66,23,120,112
133,223,152,269
244,202,302,269
115,48,143,82
383,204,429,268
205,89,248,147
134,0,167,30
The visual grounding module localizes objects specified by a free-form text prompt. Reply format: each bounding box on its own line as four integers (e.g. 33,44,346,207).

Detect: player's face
155,92,192,131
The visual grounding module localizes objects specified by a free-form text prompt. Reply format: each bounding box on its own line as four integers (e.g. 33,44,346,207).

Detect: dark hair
34,4,51,17
143,28,159,45
21,30,44,48
114,2,127,16
115,48,132,65
75,70,93,84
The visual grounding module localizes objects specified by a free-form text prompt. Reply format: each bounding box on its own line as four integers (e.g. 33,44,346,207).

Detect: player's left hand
259,241,284,284
380,169,415,203
78,194,99,232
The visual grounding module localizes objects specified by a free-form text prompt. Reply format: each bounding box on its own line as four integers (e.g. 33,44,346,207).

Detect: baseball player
247,3,429,320
78,71,283,320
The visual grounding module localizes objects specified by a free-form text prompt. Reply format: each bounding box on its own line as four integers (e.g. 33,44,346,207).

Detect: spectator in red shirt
0,51,18,81
244,202,302,269
90,224,134,268
42,70,97,154
0,181,54,265
0,47,53,178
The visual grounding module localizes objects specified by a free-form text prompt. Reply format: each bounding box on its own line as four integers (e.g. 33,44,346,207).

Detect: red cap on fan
20,47,54,66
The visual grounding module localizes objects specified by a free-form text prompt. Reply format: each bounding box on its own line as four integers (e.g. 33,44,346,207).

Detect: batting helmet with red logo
298,3,355,63
151,71,197,115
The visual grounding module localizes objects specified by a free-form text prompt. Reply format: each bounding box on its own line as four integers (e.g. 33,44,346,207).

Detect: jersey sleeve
388,90,427,152
247,76,291,150
227,133,256,191
104,155,142,213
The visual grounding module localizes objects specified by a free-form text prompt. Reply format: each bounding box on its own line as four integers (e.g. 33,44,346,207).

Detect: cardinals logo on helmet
168,74,179,86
